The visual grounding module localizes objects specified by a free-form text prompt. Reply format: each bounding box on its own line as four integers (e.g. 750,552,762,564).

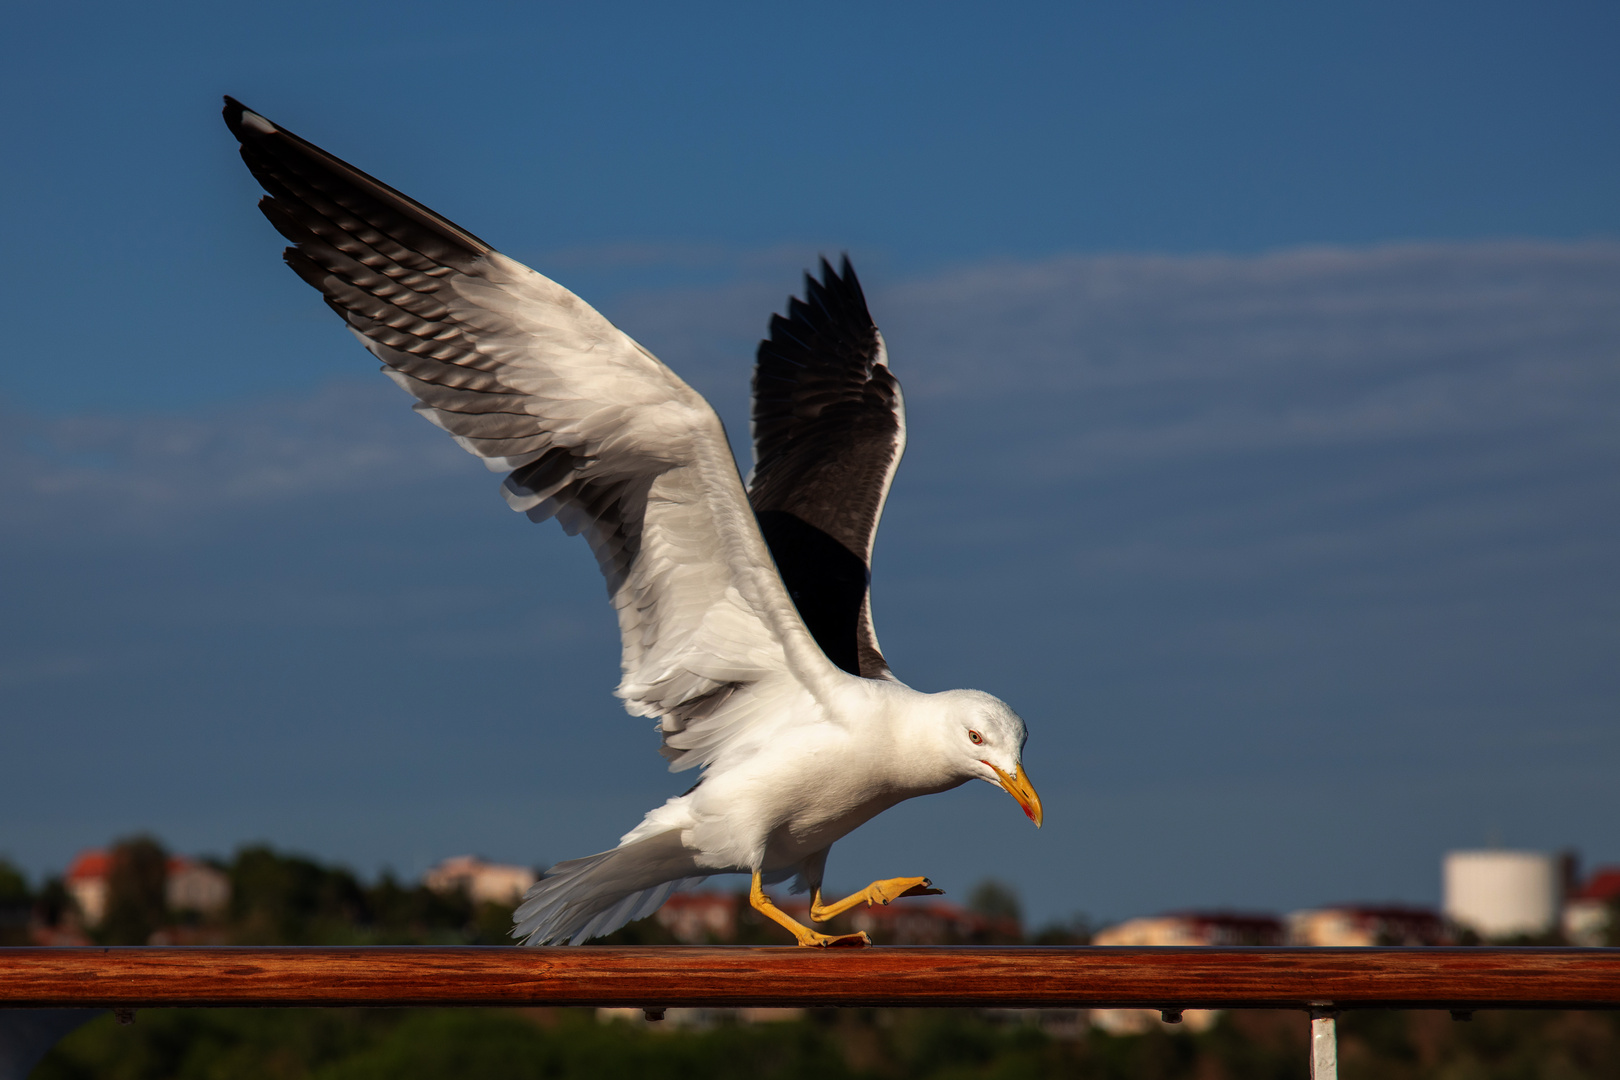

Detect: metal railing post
1308,1007,1338,1080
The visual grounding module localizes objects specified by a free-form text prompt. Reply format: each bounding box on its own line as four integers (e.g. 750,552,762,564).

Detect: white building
166,858,230,915
1287,905,1445,946
1093,912,1282,948
65,850,112,925
1443,850,1561,939
1563,867,1620,947
424,855,537,904
654,891,740,943
1088,912,1280,1034
64,849,230,926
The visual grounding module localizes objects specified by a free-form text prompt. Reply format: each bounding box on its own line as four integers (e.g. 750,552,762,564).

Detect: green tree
32,877,72,933
472,898,520,945
229,844,367,943
966,878,1024,943
968,879,1023,922
100,835,169,945
0,857,31,945
364,870,474,943
33,1003,1620,1080
1031,913,1093,945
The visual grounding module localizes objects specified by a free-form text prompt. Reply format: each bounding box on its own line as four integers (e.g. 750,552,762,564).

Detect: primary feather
750,258,904,679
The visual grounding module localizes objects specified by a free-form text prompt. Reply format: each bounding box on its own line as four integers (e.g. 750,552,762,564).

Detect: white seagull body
224,97,1042,947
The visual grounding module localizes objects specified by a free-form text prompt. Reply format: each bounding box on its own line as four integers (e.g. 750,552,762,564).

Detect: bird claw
801,931,871,948
896,884,945,900
871,876,943,905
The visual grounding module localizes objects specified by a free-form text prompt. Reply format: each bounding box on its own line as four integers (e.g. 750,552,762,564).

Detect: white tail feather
512,830,705,945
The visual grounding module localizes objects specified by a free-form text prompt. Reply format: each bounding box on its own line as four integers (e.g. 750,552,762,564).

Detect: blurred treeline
1,837,1072,948
0,857,33,943
0,837,515,947
32,1003,1620,1079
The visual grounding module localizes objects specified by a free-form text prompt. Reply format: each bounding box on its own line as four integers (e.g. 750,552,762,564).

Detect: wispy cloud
0,381,468,541
6,242,1617,601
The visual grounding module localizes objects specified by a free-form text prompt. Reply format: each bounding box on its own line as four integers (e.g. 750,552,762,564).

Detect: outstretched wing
223,97,845,772
749,257,905,679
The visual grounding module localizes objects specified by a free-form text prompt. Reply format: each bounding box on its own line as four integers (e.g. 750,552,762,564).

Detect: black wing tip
810,252,864,298
220,95,497,258
790,252,871,318
221,95,275,143
759,252,879,369
815,254,839,291
821,253,869,315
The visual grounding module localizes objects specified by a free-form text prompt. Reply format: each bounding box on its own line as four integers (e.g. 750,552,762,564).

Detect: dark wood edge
2,947,1616,1010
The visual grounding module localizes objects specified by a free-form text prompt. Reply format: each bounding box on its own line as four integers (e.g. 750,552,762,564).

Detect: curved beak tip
988,762,1043,829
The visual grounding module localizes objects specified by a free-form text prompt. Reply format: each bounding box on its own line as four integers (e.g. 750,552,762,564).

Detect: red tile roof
1575,868,1620,902
65,850,110,881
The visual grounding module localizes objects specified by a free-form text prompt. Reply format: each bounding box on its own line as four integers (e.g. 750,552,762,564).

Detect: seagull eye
968,730,984,745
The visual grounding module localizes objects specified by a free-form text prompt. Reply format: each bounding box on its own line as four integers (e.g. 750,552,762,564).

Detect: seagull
223,97,1042,947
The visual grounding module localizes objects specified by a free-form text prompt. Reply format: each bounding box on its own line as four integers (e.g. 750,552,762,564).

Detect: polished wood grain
1,947,1615,1010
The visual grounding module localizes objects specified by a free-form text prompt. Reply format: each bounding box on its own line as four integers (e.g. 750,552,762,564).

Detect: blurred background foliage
31,1005,1620,1080
4,838,517,948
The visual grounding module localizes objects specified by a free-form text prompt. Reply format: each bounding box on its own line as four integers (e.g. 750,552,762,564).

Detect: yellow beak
987,762,1043,828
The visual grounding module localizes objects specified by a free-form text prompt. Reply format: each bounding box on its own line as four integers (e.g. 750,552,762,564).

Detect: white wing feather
384,255,842,771
226,102,847,773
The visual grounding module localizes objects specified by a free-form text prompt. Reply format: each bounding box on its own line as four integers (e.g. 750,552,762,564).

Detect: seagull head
935,689,1043,828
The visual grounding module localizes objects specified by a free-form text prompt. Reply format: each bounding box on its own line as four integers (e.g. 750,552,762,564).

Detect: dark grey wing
748,257,904,680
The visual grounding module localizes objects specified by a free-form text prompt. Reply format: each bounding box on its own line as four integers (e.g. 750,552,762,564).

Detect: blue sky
2,2,1617,928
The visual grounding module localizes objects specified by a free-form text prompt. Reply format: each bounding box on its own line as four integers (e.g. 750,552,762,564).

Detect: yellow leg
750,871,870,947
810,876,943,923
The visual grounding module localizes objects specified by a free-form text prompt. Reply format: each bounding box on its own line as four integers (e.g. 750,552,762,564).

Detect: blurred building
1287,905,1446,946
1089,1008,1217,1036
1562,866,1620,946
64,849,230,926
1092,911,1283,947
655,891,740,943
165,857,230,916
653,889,1017,945
596,1006,805,1028
423,855,538,905
1088,911,1281,1034
65,850,112,926
1443,850,1561,939
844,897,1021,945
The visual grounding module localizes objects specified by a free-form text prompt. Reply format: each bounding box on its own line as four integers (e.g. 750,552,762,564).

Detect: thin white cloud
882,239,1620,396
4,239,1616,564
0,381,467,540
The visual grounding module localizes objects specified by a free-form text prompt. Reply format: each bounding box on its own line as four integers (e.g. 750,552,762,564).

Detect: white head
932,688,1042,827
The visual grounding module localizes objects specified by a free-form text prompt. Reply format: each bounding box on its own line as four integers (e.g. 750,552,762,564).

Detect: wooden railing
2,946,1616,1010
3,947,1616,1080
